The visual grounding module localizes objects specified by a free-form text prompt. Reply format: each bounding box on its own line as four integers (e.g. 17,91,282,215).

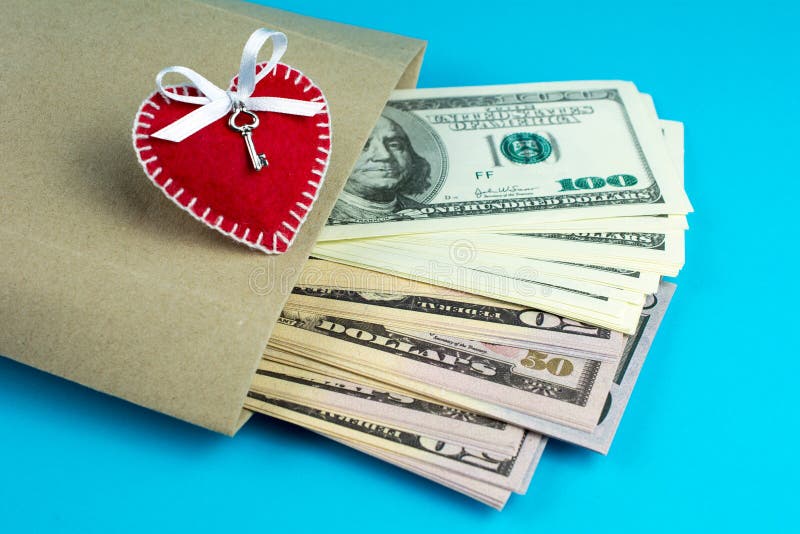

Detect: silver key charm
228,104,268,171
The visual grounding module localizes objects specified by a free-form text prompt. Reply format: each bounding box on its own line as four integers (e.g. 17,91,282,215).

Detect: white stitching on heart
132,62,332,255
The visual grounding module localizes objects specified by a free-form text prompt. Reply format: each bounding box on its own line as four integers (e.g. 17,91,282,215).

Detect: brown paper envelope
0,0,426,435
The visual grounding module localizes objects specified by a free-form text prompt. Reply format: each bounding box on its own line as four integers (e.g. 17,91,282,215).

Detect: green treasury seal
500,132,552,164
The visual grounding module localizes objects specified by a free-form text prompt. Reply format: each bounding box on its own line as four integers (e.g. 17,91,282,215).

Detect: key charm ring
228,103,260,131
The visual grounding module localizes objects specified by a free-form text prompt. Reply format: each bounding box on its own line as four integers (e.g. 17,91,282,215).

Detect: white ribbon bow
151,29,325,142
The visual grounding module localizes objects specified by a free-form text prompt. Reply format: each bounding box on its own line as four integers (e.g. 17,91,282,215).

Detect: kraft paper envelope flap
0,0,425,435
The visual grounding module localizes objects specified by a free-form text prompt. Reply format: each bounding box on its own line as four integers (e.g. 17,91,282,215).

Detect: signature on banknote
474,185,541,200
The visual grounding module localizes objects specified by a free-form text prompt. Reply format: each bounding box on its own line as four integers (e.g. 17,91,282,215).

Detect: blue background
2,1,796,531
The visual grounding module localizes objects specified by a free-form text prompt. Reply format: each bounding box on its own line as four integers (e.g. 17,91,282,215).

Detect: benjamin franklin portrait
329,114,432,223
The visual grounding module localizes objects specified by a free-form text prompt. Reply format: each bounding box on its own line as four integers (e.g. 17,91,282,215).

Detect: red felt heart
132,61,331,254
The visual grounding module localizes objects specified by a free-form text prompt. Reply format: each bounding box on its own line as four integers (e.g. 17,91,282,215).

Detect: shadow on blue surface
0,354,220,451
0,353,503,516
244,412,499,516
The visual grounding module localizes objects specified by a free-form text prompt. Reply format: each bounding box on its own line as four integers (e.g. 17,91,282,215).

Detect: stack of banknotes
246,81,691,509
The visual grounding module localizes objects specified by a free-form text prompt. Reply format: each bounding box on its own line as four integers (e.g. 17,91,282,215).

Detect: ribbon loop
151,29,324,142
238,29,288,96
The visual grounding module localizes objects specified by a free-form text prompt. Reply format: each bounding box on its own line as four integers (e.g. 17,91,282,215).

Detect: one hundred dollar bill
362,228,685,276
314,240,647,304
320,81,690,241
310,241,644,333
